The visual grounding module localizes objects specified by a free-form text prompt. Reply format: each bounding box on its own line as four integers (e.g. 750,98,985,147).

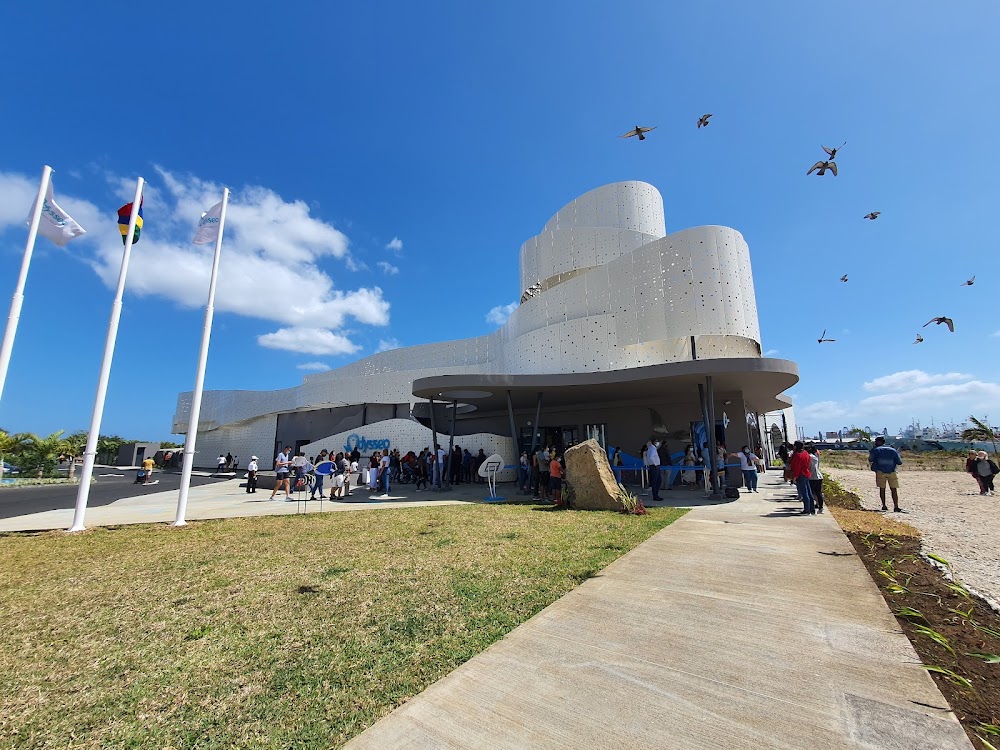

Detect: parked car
2,461,20,474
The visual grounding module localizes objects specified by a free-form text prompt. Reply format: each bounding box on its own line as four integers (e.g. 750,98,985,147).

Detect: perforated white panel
174,182,765,445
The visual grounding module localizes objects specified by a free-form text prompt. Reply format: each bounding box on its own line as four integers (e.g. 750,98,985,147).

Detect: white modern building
172,181,797,476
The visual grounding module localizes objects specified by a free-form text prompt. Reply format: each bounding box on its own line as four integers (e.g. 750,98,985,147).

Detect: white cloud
376,338,400,353
796,400,850,422
386,237,403,253
0,167,390,353
763,349,779,356
486,301,518,327
863,370,972,393
858,380,1000,412
257,327,361,356
296,361,331,372
376,260,399,275
796,369,1000,436
992,330,1000,338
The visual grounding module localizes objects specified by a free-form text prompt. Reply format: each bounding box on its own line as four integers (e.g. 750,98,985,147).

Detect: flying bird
697,114,713,129
962,276,975,286
913,334,924,344
620,125,656,140
823,142,846,159
840,274,849,282
818,329,836,343
807,160,838,176
864,212,881,220
922,317,955,333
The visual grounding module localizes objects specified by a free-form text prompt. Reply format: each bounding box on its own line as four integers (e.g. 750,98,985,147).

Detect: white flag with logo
29,181,86,247
193,201,223,245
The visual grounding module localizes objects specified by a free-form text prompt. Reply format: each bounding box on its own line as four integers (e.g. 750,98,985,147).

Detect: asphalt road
0,471,231,521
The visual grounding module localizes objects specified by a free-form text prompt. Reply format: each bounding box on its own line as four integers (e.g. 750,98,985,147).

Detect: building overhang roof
412,357,797,415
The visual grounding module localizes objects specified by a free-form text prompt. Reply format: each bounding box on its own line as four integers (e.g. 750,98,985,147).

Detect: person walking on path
973,450,999,496
966,450,985,494
141,455,155,485
270,446,292,499
730,445,759,493
806,445,824,512
217,454,226,474
790,441,814,514
646,438,663,502
868,436,903,512
246,456,259,493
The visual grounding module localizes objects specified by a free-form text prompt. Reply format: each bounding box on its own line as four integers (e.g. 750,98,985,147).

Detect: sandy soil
826,467,1000,609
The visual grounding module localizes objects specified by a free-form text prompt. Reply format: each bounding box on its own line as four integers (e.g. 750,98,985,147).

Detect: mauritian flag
117,197,143,245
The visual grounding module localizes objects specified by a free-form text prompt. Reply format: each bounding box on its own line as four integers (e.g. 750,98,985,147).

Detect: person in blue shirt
868,436,903,512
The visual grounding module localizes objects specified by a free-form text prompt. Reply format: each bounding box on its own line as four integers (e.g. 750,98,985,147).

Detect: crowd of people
262,443,510,502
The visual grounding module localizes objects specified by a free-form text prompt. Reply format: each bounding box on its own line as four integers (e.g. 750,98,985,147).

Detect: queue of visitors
261,443,516,501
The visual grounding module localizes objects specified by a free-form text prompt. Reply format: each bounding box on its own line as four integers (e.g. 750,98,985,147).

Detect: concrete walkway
0,475,711,533
0,478,474,532
344,473,973,749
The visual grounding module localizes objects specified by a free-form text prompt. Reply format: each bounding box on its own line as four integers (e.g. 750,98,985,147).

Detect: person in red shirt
549,453,564,507
789,441,815,515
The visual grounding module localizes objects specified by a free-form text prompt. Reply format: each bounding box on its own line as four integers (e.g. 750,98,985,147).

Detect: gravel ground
826,467,1000,609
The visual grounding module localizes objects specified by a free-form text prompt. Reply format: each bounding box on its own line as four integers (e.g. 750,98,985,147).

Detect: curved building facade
173,181,795,471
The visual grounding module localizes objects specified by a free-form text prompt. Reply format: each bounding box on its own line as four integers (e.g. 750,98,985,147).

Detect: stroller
134,470,147,484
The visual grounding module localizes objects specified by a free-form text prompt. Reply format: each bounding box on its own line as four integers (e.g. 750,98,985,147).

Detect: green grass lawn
0,503,685,749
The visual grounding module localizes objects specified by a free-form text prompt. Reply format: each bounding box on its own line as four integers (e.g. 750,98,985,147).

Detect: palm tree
21,430,66,478
962,415,999,462
0,430,28,482
62,431,88,479
847,426,872,446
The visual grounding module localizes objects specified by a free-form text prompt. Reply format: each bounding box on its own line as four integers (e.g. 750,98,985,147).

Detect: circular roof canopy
413,357,798,415
437,390,493,399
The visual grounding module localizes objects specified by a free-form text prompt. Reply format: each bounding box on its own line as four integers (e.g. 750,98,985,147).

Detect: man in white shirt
646,438,663,502
246,456,259,494
217,454,226,473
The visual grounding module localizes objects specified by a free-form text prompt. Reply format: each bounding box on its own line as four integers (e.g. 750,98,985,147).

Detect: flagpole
173,188,230,527
0,165,53,403
68,177,144,533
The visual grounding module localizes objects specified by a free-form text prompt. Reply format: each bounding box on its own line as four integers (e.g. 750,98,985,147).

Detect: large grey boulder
564,439,621,511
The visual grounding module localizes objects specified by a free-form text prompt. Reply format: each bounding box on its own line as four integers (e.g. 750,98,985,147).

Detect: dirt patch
847,531,1000,749
826,467,1000,608
821,450,971,472
823,476,920,536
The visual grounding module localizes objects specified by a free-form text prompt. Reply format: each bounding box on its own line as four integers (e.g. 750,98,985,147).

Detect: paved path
0,475,715,533
344,473,972,750
0,477,481,532
0,470,228,521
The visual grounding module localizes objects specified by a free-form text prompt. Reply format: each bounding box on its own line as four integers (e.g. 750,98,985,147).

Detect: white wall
299,419,517,481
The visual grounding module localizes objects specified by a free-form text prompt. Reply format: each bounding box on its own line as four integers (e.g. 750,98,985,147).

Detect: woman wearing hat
973,451,999,496
966,450,984,494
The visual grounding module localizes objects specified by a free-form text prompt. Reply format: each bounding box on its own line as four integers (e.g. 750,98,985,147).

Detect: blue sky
1,0,998,441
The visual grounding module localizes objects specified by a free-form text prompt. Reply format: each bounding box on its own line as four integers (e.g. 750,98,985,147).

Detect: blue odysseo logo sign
343,434,390,454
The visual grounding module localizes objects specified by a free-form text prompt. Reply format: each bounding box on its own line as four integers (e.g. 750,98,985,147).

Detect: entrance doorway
584,424,607,450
